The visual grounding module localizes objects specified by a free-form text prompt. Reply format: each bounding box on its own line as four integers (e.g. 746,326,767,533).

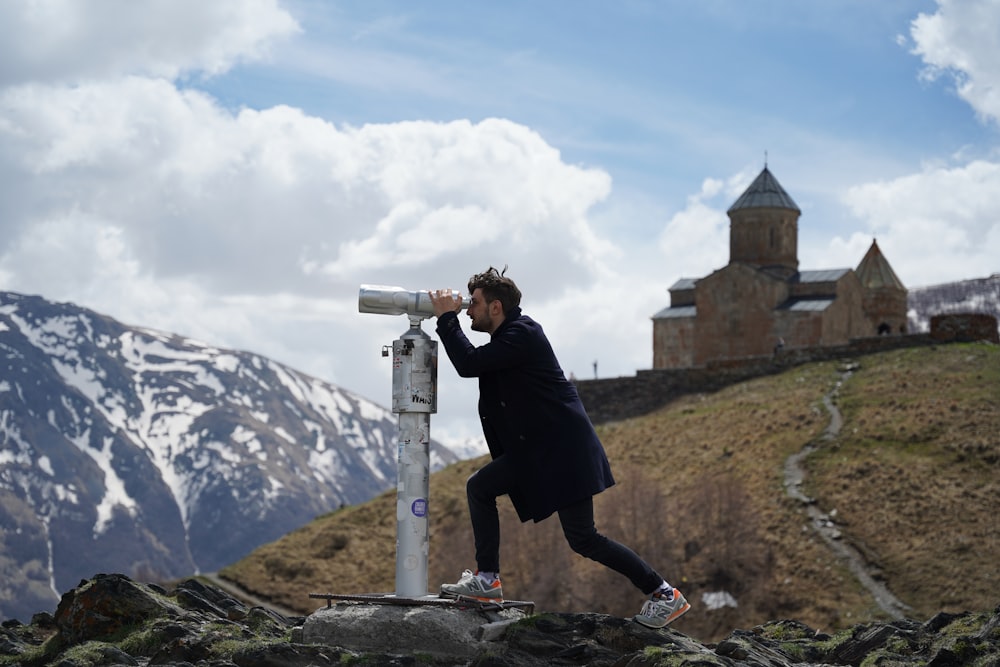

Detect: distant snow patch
701,591,738,610
38,455,54,476
214,353,240,373
274,426,296,444
89,435,139,535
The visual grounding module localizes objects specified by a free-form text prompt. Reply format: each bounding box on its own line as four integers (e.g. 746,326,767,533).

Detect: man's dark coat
436,307,615,522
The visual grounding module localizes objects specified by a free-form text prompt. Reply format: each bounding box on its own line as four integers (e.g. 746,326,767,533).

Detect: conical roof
856,239,905,290
727,166,800,213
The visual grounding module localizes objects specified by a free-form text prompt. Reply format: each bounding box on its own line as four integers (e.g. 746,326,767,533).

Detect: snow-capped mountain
0,291,457,622
907,274,1000,333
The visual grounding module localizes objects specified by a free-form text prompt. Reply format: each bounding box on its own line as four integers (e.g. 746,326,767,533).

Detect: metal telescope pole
357,285,463,598
390,315,437,597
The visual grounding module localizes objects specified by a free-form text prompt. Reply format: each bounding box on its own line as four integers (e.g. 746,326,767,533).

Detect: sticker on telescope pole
411,498,427,517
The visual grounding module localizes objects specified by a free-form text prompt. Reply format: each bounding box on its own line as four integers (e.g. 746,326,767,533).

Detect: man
429,266,690,629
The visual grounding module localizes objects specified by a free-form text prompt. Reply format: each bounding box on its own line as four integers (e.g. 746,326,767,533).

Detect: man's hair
468,266,521,315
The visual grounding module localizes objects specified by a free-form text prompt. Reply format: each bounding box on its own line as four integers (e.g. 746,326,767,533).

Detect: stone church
652,166,907,369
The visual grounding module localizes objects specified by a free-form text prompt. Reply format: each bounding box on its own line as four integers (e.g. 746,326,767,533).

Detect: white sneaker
439,569,503,601
634,587,691,628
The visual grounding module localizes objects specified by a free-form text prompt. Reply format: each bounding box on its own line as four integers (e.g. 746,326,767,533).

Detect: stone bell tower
727,166,800,280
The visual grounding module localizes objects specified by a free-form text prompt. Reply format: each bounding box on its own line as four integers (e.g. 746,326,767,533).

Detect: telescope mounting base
308,592,535,614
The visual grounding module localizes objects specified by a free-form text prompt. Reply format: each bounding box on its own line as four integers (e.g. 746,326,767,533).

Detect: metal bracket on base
308,592,535,614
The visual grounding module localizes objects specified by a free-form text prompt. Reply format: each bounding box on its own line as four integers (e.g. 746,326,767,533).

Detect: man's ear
489,300,504,318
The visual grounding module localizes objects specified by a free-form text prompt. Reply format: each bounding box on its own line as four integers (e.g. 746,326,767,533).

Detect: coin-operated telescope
357,285,462,319
356,285,465,598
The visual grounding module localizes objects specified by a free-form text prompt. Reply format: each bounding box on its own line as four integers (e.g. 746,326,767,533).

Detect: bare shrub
586,464,680,614
497,503,574,606
264,555,315,581
310,528,349,558
673,471,775,638
426,463,773,637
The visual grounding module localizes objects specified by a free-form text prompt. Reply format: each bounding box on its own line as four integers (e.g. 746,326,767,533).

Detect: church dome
728,166,800,213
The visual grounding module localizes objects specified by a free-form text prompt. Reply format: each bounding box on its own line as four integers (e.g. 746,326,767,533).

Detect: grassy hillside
220,343,999,642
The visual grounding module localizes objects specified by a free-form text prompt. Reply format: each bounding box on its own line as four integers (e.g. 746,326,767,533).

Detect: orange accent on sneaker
455,579,504,603
472,578,503,602
462,584,503,603
635,587,691,628
440,569,504,602
665,597,691,624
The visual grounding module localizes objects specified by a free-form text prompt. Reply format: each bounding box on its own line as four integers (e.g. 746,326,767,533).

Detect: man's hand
428,289,463,317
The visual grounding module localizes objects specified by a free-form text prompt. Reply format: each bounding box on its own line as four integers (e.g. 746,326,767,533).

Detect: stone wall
576,332,939,425
652,314,695,368
930,312,999,343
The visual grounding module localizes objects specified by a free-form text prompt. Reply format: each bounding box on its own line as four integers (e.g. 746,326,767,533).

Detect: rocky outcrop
1,574,998,666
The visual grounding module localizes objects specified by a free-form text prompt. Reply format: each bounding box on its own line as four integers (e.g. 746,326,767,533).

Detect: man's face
467,288,494,333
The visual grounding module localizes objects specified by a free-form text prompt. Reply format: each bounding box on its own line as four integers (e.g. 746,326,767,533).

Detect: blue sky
209,2,988,204
1,0,998,453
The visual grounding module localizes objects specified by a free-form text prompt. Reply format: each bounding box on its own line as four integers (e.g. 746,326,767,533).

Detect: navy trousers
466,453,664,595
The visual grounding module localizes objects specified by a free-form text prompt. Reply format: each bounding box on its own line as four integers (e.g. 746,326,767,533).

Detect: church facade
652,166,907,369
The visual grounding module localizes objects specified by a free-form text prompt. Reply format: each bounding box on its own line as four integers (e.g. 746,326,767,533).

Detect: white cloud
0,0,299,85
309,118,614,289
655,172,754,280
910,0,1000,126
818,0,1000,288
3,215,137,291
0,63,623,440
0,77,615,301
840,159,1000,286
